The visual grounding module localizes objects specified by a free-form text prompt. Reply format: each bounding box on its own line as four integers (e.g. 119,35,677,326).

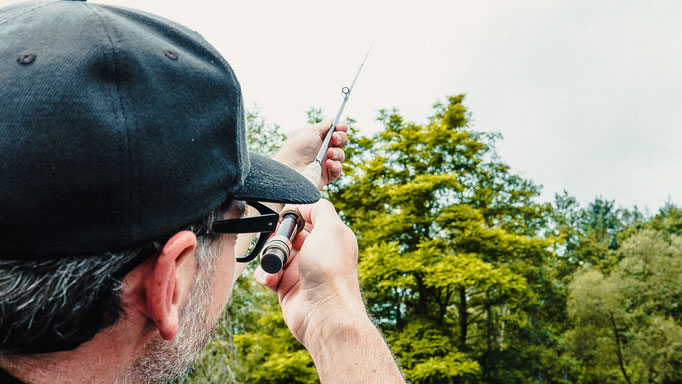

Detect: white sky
5,0,681,212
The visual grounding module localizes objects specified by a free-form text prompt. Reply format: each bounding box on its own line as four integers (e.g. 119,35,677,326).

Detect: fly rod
259,40,376,274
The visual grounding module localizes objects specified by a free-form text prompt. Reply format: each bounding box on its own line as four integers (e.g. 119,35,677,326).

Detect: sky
5,0,681,212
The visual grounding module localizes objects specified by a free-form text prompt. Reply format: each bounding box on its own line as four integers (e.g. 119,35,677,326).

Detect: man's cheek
209,245,236,320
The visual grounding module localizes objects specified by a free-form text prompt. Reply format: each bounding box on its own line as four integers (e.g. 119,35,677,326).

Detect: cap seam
88,5,134,244
237,95,247,189
107,14,142,243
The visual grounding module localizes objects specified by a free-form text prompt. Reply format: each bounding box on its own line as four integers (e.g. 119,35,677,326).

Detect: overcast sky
5,0,680,212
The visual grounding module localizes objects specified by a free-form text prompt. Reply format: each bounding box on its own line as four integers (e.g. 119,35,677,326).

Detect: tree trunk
498,304,508,348
459,287,468,350
485,290,492,353
416,274,427,315
395,290,403,331
610,313,632,384
438,289,452,325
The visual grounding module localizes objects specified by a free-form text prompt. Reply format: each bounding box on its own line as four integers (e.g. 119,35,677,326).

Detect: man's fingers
331,131,349,148
312,121,349,139
254,265,283,291
292,228,310,251
296,199,340,229
333,123,349,134
326,159,343,182
326,147,345,163
311,119,333,137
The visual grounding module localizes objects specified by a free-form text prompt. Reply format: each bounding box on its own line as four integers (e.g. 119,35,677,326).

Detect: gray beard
115,259,218,384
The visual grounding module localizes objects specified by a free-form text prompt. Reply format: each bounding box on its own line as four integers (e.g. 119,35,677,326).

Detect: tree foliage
182,98,680,384
566,228,682,384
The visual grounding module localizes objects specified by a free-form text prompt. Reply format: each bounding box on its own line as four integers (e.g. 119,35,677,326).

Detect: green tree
551,194,646,275
305,106,324,125
565,228,682,384
182,96,681,384
331,95,571,383
245,105,286,155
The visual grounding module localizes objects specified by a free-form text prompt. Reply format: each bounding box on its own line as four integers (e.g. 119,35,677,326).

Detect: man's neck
0,315,155,384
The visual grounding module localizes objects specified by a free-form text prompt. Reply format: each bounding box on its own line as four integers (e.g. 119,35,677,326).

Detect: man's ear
144,231,198,340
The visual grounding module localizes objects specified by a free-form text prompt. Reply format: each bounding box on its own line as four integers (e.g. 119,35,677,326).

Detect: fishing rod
259,40,376,274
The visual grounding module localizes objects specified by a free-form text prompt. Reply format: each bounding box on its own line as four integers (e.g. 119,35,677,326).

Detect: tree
565,228,682,384
330,95,571,383
181,97,680,384
244,105,286,155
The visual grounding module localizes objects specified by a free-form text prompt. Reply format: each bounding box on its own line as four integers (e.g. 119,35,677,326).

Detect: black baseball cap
0,0,320,257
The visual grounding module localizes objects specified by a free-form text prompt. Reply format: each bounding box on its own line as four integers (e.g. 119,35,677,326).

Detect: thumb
300,162,323,190
296,199,342,229
311,119,334,138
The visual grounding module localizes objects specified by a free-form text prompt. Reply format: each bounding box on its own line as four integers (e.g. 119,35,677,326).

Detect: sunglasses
211,201,279,263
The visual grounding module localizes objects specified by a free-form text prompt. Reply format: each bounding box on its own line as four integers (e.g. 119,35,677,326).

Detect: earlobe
144,231,198,340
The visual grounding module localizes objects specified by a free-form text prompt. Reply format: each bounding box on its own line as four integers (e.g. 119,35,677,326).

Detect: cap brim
232,152,321,204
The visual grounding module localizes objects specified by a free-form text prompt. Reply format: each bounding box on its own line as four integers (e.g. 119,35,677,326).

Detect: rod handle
260,211,303,273
259,162,321,274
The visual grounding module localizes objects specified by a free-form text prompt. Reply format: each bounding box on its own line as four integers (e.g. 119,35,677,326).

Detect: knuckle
317,198,335,210
340,223,357,242
332,223,347,237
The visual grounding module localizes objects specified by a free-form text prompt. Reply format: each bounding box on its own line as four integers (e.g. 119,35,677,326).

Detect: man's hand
251,120,404,382
255,199,362,343
233,121,349,281
272,120,349,189
254,200,405,383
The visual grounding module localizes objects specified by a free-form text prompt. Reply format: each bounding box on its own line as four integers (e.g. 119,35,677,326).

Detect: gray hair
122,229,223,384
0,202,231,355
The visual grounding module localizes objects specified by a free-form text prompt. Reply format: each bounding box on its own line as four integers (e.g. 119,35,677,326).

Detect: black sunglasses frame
211,201,279,263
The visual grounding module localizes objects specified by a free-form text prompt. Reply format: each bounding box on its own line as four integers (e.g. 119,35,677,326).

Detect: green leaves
331,94,552,382
388,321,481,382
182,95,680,384
245,106,286,156
409,354,481,383
360,242,417,292
422,252,527,294
565,229,682,383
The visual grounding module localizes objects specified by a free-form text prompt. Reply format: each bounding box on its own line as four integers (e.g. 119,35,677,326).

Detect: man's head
0,201,234,382
0,0,319,378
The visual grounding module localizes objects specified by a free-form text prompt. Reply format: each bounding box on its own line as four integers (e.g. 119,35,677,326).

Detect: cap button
17,51,36,65
162,48,178,60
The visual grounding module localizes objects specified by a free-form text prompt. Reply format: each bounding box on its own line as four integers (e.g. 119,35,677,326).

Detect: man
0,1,405,383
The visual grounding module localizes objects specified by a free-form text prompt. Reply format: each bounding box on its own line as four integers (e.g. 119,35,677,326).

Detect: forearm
306,313,405,384
256,198,402,382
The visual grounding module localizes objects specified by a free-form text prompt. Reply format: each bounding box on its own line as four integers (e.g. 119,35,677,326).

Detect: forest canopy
184,95,681,384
